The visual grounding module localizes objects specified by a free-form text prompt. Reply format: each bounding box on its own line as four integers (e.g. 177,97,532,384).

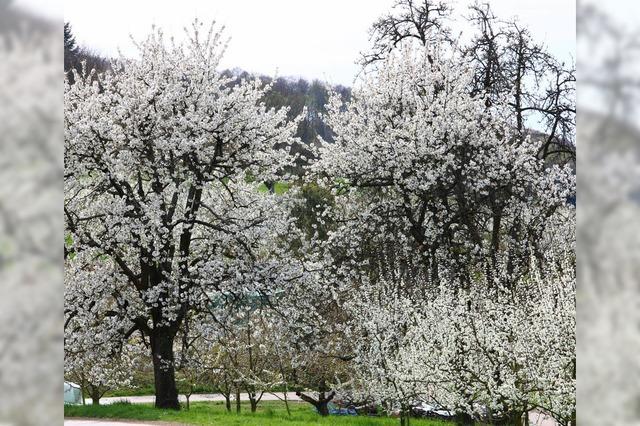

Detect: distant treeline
225,69,351,173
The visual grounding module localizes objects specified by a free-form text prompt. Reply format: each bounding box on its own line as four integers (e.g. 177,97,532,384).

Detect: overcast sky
23,0,575,86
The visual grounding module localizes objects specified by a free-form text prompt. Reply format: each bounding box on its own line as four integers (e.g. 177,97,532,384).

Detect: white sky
19,0,575,86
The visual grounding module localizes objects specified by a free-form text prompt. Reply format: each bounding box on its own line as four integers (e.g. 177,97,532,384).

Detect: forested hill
223,68,351,173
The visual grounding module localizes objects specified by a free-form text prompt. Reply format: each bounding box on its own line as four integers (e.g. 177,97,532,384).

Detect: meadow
64,401,453,426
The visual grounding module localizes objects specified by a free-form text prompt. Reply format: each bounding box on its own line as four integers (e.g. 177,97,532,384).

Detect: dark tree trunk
296,390,335,417
265,180,275,193
80,376,86,405
235,388,241,413
90,388,101,406
282,387,291,417
455,411,475,425
511,411,524,425
246,388,262,413
150,329,180,410
225,393,231,412
400,406,411,426
317,399,330,417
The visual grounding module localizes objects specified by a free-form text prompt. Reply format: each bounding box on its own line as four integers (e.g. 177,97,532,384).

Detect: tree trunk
235,388,241,413
454,412,475,425
317,399,330,417
81,377,86,406
514,411,524,426
508,410,523,426
400,407,411,426
399,405,411,426
296,390,335,417
90,388,101,406
283,387,291,417
150,329,180,410
250,397,258,413
278,358,291,416
225,393,231,412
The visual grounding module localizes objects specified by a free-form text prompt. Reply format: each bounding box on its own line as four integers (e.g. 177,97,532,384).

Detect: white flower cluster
345,247,575,421
63,21,575,421
308,47,576,422
64,21,307,402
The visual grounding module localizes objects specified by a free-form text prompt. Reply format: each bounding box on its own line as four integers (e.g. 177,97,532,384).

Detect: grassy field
104,385,157,397
257,181,290,194
64,400,453,426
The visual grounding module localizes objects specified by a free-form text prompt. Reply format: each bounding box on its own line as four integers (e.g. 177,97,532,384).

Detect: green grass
105,385,229,397
257,182,290,194
104,385,157,397
65,400,452,426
